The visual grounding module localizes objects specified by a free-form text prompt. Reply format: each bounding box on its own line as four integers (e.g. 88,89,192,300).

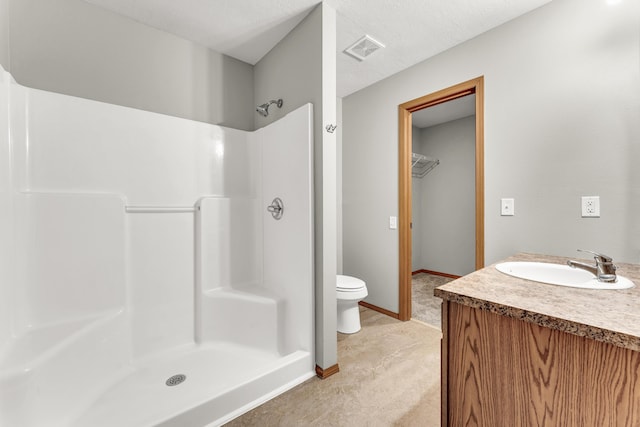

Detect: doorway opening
397,77,484,321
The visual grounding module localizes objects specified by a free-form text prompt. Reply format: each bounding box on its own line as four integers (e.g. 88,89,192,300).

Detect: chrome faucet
567,249,617,283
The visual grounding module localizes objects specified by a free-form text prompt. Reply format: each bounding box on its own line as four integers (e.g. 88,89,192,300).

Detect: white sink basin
495,262,635,290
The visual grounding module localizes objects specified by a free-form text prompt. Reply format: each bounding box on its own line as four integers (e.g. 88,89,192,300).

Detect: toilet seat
337,275,365,292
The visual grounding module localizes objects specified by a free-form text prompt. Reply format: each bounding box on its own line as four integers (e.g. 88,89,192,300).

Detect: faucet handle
577,249,613,263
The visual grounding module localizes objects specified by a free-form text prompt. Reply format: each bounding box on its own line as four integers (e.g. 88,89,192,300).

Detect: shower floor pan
71,343,313,427
1,287,313,426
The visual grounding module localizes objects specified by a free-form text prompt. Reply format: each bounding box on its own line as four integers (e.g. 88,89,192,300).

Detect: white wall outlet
581,196,600,217
389,216,397,229
501,198,515,216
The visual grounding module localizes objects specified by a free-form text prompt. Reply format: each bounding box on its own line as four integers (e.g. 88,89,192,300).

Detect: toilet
336,275,368,334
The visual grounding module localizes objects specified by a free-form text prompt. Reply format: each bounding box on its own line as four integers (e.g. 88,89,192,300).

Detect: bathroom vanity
435,253,640,426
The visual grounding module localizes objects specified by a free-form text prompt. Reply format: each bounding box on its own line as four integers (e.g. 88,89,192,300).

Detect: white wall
415,116,475,276
17,86,252,203
197,105,314,356
8,78,254,354
258,105,314,354
254,4,338,370
343,0,640,314
0,66,11,353
8,0,254,131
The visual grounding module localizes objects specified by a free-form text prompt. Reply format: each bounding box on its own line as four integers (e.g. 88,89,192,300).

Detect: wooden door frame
398,77,485,321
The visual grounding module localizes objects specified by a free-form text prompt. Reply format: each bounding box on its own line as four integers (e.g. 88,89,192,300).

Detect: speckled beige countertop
434,253,640,352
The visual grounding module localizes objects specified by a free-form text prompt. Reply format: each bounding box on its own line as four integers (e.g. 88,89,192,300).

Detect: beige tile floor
225,307,442,426
411,273,454,328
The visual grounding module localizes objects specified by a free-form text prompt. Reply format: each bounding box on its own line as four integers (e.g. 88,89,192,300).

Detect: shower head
256,99,283,117
256,104,269,117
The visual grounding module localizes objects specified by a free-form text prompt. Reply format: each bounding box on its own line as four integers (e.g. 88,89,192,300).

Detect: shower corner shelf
411,153,440,178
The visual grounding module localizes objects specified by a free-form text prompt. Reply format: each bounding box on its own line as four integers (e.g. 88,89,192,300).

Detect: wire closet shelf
411,153,440,178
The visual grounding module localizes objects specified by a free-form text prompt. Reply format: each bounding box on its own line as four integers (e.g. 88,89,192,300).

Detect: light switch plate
501,198,514,216
389,216,397,229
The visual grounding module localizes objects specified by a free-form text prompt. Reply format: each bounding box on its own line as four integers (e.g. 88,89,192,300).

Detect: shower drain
165,374,186,386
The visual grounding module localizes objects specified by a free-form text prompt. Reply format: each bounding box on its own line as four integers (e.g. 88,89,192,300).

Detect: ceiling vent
343,35,385,61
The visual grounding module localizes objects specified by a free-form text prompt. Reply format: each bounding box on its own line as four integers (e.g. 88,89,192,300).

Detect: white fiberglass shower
0,65,315,426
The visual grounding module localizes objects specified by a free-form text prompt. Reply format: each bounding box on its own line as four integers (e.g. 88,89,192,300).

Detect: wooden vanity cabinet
441,301,640,426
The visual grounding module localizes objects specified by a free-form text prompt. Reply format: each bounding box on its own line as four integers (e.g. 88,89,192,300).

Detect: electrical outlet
581,196,600,217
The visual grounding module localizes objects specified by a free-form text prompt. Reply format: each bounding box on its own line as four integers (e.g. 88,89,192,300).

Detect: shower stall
0,65,315,426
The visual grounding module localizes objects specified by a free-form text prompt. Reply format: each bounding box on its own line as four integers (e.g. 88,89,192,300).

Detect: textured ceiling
83,0,551,97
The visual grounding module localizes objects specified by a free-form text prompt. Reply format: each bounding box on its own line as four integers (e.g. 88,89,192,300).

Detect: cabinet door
444,302,640,426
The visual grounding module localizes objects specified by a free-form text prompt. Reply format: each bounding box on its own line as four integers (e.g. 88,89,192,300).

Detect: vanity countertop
434,252,640,352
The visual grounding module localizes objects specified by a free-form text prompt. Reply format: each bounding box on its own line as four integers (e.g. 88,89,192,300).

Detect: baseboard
412,269,461,279
315,363,339,379
358,301,400,319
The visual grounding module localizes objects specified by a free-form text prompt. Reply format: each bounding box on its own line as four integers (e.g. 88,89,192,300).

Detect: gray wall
414,116,475,276
343,0,640,313
411,126,422,270
337,97,343,274
0,0,8,70
8,0,254,130
254,3,338,370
